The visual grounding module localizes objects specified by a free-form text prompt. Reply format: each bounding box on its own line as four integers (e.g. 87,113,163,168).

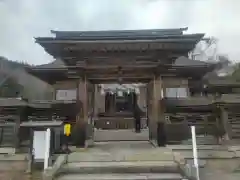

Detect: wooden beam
88,73,153,78
60,50,184,60
85,68,154,74
85,59,162,66
89,78,151,84
61,41,195,51
78,64,157,69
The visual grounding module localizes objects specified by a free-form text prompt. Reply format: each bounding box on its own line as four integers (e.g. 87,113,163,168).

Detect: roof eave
35,33,204,43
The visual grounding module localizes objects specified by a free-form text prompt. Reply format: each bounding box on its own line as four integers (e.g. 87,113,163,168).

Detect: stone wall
171,145,240,179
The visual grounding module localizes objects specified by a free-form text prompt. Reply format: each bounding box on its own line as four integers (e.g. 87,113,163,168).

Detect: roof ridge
50,28,189,39
51,27,188,34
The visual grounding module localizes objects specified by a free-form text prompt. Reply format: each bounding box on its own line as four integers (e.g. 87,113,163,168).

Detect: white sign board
56,89,77,100
33,131,46,160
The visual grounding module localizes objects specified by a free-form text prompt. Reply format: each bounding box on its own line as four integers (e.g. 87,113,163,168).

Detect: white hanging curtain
177,87,187,98
100,88,105,95
56,89,77,100
100,83,142,94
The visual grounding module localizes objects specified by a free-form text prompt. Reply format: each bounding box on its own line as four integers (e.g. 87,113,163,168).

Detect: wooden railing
228,112,240,139
164,113,221,142
162,96,214,107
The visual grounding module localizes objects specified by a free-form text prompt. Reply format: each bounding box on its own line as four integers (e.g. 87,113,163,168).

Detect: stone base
86,139,94,148
0,147,16,154
72,124,86,148
157,122,167,147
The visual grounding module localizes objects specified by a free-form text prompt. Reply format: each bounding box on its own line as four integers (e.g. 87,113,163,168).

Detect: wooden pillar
148,75,163,141
109,93,116,114
83,75,88,122
152,75,162,122
14,107,23,150
147,81,153,139
77,76,88,122
74,76,88,147
87,81,95,147
100,90,105,113
220,107,231,140
93,84,99,118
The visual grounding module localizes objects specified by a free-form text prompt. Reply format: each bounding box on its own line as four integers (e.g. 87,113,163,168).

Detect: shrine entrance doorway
104,90,137,115
93,83,149,142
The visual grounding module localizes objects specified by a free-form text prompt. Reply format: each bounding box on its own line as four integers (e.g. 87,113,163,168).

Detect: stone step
231,124,240,127
94,129,149,141
58,161,179,175
57,173,184,180
181,136,218,145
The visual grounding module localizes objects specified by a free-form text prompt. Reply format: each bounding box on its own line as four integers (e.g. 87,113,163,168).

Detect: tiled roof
51,28,188,40
0,98,28,107
174,56,212,66
34,59,65,69
205,77,240,86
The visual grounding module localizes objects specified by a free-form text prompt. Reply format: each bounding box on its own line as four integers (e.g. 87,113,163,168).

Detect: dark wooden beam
89,77,151,84
62,50,172,57
62,42,195,51
88,73,153,79
81,65,155,71
60,50,185,67
61,50,184,60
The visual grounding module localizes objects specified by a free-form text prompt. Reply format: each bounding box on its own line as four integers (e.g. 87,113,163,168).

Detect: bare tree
190,37,218,62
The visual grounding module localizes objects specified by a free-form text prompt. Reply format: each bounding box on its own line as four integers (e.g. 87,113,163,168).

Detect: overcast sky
0,0,240,65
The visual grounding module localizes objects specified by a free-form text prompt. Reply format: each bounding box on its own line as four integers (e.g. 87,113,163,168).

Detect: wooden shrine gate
27,28,205,146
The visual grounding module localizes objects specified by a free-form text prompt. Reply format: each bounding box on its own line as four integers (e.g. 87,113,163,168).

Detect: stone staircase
46,142,188,180
94,129,149,141
56,161,185,180
181,135,218,145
